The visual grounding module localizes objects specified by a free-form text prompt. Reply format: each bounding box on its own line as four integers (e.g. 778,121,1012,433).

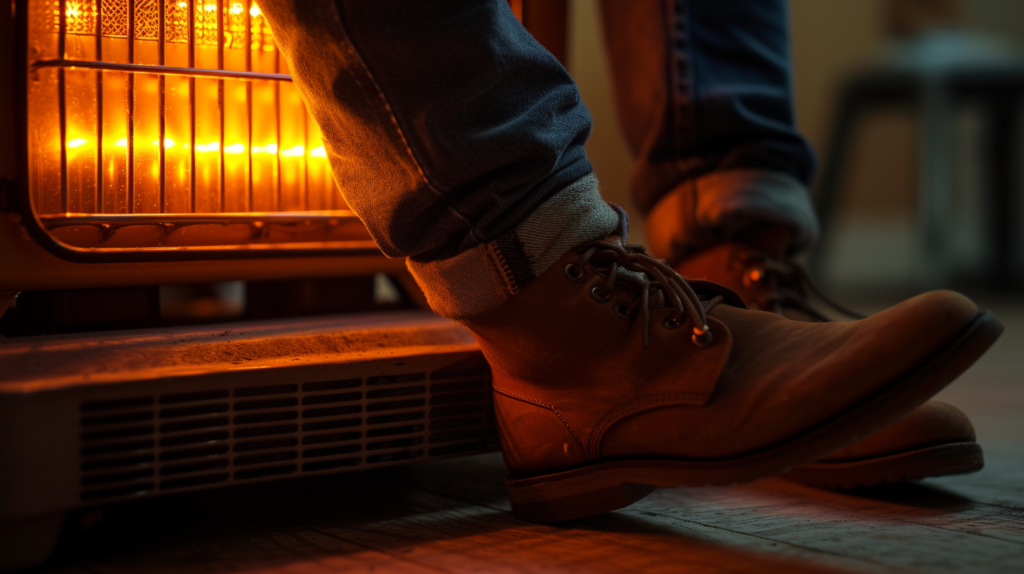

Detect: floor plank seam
625,508,910,573
408,483,892,574
279,514,463,574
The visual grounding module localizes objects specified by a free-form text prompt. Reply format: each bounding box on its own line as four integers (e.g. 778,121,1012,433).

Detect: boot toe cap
820,401,976,462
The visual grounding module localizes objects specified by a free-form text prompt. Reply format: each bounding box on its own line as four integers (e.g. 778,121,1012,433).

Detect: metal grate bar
303,105,309,211
34,59,293,82
96,0,104,213
59,0,68,213
188,0,196,213
245,4,253,212
159,0,166,213
218,0,225,212
274,52,281,211
127,0,136,214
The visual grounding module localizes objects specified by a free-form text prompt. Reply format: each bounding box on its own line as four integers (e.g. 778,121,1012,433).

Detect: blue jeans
258,0,594,263
258,0,818,263
601,0,819,258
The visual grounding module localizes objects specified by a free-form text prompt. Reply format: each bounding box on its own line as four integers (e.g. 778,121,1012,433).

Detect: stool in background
814,31,1024,289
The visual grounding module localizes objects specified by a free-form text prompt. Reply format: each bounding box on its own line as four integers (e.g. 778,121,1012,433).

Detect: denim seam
332,8,482,247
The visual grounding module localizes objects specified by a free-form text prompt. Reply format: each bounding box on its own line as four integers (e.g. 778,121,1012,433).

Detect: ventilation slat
80,411,155,427
366,373,427,386
233,465,298,481
160,459,230,476
302,444,361,459
301,418,363,432
78,356,494,504
81,454,155,471
160,474,229,490
302,405,363,419
159,416,230,434
301,392,362,406
80,468,155,487
160,403,230,419
234,411,299,425
302,457,361,472
160,390,230,404
159,430,230,447
80,425,155,442
303,379,361,392
301,431,362,445
234,384,298,398
81,397,154,412
233,450,299,467
233,437,300,453
159,444,231,461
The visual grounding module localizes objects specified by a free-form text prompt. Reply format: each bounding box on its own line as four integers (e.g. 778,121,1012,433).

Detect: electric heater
0,2,509,569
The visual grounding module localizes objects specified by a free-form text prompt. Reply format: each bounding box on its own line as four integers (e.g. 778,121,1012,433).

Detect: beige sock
406,173,619,322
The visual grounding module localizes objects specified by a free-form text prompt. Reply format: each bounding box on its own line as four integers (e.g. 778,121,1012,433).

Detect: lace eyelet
591,286,612,303
743,267,765,288
692,324,714,348
563,263,585,283
613,302,633,319
662,316,681,329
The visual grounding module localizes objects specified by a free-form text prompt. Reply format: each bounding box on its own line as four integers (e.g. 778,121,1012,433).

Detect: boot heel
507,475,657,523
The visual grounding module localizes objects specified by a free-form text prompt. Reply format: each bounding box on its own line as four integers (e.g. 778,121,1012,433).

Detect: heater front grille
27,0,373,254
78,368,497,502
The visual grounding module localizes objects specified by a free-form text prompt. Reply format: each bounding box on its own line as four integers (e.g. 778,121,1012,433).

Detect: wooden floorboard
36,299,1024,573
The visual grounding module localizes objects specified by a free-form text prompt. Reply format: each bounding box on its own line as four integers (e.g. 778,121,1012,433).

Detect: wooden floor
39,298,1024,574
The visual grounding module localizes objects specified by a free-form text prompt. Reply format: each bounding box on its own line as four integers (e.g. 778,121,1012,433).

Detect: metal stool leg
986,92,1019,286
811,91,864,277
918,80,954,289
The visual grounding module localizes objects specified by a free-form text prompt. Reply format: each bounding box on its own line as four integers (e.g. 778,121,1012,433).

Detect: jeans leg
257,0,618,320
257,0,596,262
600,0,819,258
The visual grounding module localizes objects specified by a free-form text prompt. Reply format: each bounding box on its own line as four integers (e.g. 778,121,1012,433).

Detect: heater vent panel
78,368,497,502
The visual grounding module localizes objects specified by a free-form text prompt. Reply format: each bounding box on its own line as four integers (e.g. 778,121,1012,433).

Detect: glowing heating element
27,1,354,251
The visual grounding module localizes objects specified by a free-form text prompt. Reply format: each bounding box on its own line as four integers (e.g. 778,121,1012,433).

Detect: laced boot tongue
575,238,746,349
733,247,863,321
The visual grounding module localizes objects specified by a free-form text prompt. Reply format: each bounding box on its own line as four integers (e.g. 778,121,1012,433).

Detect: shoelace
740,252,863,321
569,238,726,349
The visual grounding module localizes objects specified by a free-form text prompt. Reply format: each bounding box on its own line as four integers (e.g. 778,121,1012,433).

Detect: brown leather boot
468,235,1001,522
783,401,982,488
674,238,986,488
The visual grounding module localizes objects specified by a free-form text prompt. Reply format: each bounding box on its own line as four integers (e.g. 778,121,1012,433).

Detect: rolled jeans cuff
407,173,618,321
646,169,820,261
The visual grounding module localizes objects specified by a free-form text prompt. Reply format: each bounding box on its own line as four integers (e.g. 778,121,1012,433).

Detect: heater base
0,311,499,570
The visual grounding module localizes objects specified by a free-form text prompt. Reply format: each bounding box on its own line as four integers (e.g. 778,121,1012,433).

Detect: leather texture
676,240,981,472
819,401,976,462
468,243,979,477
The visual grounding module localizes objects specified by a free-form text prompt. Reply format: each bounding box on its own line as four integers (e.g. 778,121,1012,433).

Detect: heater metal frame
10,0,384,264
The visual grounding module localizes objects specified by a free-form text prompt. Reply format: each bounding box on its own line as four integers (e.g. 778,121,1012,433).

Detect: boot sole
507,310,1003,523
782,441,984,489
